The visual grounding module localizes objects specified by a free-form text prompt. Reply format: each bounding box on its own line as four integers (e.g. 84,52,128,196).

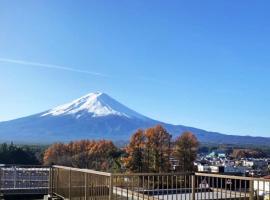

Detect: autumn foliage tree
123,129,145,172
124,125,172,173
43,140,118,171
145,125,171,172
174,132,199,172
231,149,266,159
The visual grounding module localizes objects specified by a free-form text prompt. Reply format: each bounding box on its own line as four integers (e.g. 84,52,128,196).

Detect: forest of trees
43,140,122,171
123,125,199,173
0,143,43,165
42,125,199,173
123,125,172,173
231,148,267,159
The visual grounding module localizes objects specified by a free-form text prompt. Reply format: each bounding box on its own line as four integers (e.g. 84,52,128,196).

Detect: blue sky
0,0,270,137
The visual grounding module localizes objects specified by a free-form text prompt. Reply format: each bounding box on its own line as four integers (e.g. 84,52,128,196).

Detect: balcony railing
0,165,50,196
50,165,270,200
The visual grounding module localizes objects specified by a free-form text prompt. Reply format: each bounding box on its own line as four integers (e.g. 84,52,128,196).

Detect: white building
197,165,211,172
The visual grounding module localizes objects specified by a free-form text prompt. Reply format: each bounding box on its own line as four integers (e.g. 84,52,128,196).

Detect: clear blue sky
0,0,269,137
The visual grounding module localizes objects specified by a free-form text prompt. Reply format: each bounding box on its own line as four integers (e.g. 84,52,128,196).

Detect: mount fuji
0,92,269,145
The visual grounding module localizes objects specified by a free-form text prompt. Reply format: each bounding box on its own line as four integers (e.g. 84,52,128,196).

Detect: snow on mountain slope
41,92,148,120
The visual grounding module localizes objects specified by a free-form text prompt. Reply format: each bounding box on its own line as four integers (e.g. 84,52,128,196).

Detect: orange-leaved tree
145,125,172,172
123,129,146,172
43,140,118,171
174,132,199,172
124,125,172,173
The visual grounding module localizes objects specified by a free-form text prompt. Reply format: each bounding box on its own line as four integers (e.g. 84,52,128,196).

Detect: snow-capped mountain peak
1,92,270,145
41,92,147,119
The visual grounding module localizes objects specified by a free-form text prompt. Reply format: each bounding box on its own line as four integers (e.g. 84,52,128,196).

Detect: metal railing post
0,167,2,190
49,167,52,197
84,172,88,200
109,174,113,200
249,180,254,200
0,167,2,195
50,166,55,197
191,175,196,200
69,168,71,200
13,166,16,189
56,168,59,194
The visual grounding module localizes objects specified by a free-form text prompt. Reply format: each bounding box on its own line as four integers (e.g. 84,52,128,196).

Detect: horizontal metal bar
195,172,270,182
112,172,194,176
0,165,51,168
52,165,112,177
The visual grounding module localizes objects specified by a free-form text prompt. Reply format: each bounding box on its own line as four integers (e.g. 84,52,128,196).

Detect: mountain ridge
0,92,269,145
